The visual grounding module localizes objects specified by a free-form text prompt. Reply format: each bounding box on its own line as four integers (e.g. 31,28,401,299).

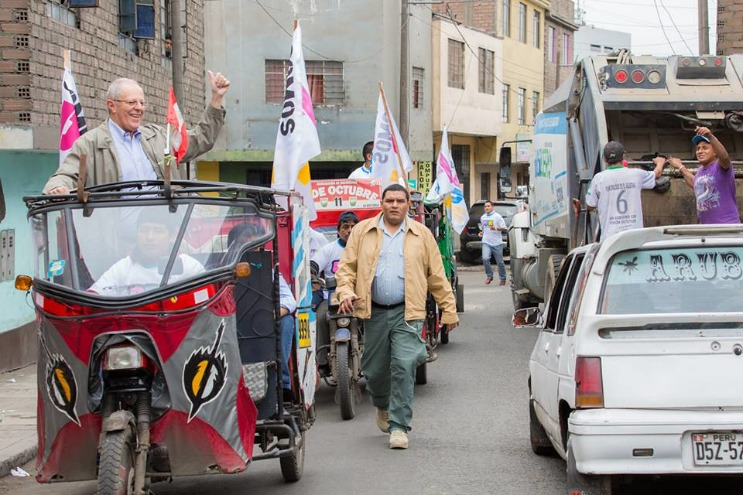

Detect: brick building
0,0,210,372
716,0,743,56
544,0,577,96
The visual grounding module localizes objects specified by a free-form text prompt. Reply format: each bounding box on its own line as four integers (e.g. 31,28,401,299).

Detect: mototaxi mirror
512,307,542,328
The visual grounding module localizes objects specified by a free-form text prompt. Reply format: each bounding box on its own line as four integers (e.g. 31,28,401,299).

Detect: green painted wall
0,151,58,333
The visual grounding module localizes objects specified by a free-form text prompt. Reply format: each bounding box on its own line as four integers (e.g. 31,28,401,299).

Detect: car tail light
647,70,662,84
614,69,628,84
714,57,723,67
575,356,604,408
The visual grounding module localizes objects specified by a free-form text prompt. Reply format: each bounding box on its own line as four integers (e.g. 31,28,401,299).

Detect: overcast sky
579,0,718,57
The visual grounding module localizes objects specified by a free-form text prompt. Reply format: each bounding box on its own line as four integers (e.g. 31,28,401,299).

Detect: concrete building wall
203,0,432,166
717,0,743,56
575,26,631,61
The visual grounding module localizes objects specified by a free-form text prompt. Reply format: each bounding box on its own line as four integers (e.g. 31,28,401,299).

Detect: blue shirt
108,119,157,182
371,217,406,305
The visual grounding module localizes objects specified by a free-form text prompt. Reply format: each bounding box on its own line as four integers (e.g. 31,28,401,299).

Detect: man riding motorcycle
311,211,358,373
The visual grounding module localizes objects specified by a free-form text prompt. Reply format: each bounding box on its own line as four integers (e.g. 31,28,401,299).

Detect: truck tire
337,342,355,420
96,427,136,495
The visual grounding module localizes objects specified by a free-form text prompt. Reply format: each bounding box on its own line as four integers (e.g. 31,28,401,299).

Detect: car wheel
566,438,613,495
529,398,556,456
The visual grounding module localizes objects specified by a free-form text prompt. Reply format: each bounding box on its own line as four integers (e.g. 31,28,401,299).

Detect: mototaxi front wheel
337,342,355,420
280,431,306,482
96,427,136,495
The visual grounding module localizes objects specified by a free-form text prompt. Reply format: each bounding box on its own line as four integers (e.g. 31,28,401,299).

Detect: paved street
1,270,742,495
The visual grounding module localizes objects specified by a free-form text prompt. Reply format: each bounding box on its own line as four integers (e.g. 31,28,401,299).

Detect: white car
518,225,743,494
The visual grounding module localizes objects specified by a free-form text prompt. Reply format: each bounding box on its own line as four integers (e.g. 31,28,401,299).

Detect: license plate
692,432,743,466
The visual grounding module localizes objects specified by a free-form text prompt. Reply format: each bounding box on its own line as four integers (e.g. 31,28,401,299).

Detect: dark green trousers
361,305,427,432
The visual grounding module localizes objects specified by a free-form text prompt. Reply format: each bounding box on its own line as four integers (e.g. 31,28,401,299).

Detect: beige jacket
43,105,226,193
335,213,458,325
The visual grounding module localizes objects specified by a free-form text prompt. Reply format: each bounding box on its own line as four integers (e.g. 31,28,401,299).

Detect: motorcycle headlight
336,317,351,328
104,345,144,371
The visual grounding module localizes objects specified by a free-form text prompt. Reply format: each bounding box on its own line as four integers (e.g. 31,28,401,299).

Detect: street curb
0,444,37,479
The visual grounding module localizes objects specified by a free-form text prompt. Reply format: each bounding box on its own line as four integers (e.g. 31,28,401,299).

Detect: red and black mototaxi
17,180,317,494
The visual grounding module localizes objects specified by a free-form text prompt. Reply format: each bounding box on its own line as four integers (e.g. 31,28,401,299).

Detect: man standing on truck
479,200,507,285
573,141,666,241
667,127,740,224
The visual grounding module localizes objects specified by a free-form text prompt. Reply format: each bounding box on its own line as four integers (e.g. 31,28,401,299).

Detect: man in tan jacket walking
336,183,458,449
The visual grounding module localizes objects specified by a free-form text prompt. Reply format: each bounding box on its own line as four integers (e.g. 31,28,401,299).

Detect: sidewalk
0,364,37,479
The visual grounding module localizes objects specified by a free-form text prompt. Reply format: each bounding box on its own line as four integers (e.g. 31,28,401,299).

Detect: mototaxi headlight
336,317,351,328
104,346,144,371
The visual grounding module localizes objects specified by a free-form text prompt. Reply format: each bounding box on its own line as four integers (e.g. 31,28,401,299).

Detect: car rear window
600,247,743,314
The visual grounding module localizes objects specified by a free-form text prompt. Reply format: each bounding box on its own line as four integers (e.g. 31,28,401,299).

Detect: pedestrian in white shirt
479,201,507,285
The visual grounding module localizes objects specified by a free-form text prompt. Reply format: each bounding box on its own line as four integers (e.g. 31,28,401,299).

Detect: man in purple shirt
668,126,740,224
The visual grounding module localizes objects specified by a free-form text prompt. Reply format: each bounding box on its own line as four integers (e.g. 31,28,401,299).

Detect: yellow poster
417,161,433,196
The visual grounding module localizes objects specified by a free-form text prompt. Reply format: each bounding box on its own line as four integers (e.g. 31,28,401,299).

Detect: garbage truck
509,50,743,309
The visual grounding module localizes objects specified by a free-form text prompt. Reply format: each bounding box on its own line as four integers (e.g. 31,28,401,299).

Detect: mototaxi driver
310,211,359,373
90,211,204,296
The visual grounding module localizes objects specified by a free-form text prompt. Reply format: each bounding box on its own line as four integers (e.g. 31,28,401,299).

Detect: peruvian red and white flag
427,126,469,234
271,21,321,220
370,84,413,189
59,52,87,166
166,87,188,166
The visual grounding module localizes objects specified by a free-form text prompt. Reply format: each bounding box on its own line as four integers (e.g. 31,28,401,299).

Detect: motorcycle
16,180,316,494
320,275,363,420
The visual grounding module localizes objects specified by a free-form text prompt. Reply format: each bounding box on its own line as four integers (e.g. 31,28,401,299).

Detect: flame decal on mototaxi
42,333,80,426
182,319,229,422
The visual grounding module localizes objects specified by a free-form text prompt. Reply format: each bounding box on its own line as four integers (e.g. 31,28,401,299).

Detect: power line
653,0,677,55
660,0,694,54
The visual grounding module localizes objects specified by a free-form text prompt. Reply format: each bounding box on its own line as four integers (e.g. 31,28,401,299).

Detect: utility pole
170,0,184,105
698,0,709,55
400,0,410,147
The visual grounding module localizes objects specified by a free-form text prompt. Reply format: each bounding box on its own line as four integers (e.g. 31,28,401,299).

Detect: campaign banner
310,178,382,210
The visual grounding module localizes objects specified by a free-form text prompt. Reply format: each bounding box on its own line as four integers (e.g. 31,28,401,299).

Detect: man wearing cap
667,126,740,224
573,141,666,241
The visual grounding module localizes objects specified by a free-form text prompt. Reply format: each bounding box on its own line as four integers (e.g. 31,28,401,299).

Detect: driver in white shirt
90,211,203,296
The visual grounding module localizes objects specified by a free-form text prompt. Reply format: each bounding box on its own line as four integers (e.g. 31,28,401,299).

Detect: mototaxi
17,180,317,494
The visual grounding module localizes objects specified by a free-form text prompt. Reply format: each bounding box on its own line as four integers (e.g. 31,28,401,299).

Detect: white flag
370,86,413,189
271,22,321,220
428,127,469,234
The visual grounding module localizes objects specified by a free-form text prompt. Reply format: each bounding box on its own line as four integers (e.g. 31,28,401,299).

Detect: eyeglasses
113,99,146,107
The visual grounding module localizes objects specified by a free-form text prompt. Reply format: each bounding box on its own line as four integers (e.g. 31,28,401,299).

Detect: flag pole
378,82,410,192
63,49,71,72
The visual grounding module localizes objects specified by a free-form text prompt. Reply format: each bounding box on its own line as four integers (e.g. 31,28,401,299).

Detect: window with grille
547,27,556,63
532,11,540,48
15,35,29,48
478,48,494,94
47,0,78,27
448,39,465,89
718,34,725,42
265,59,344,105
481,172,491,200
517,88,525,124
502,84,510,123
412,67,424,109
718,5,725,12
531,91,539,122
518,3,527,43
562,33,571,65
502,0,511,37
17,61,29,73
718,19,725,28
18,87,30,98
